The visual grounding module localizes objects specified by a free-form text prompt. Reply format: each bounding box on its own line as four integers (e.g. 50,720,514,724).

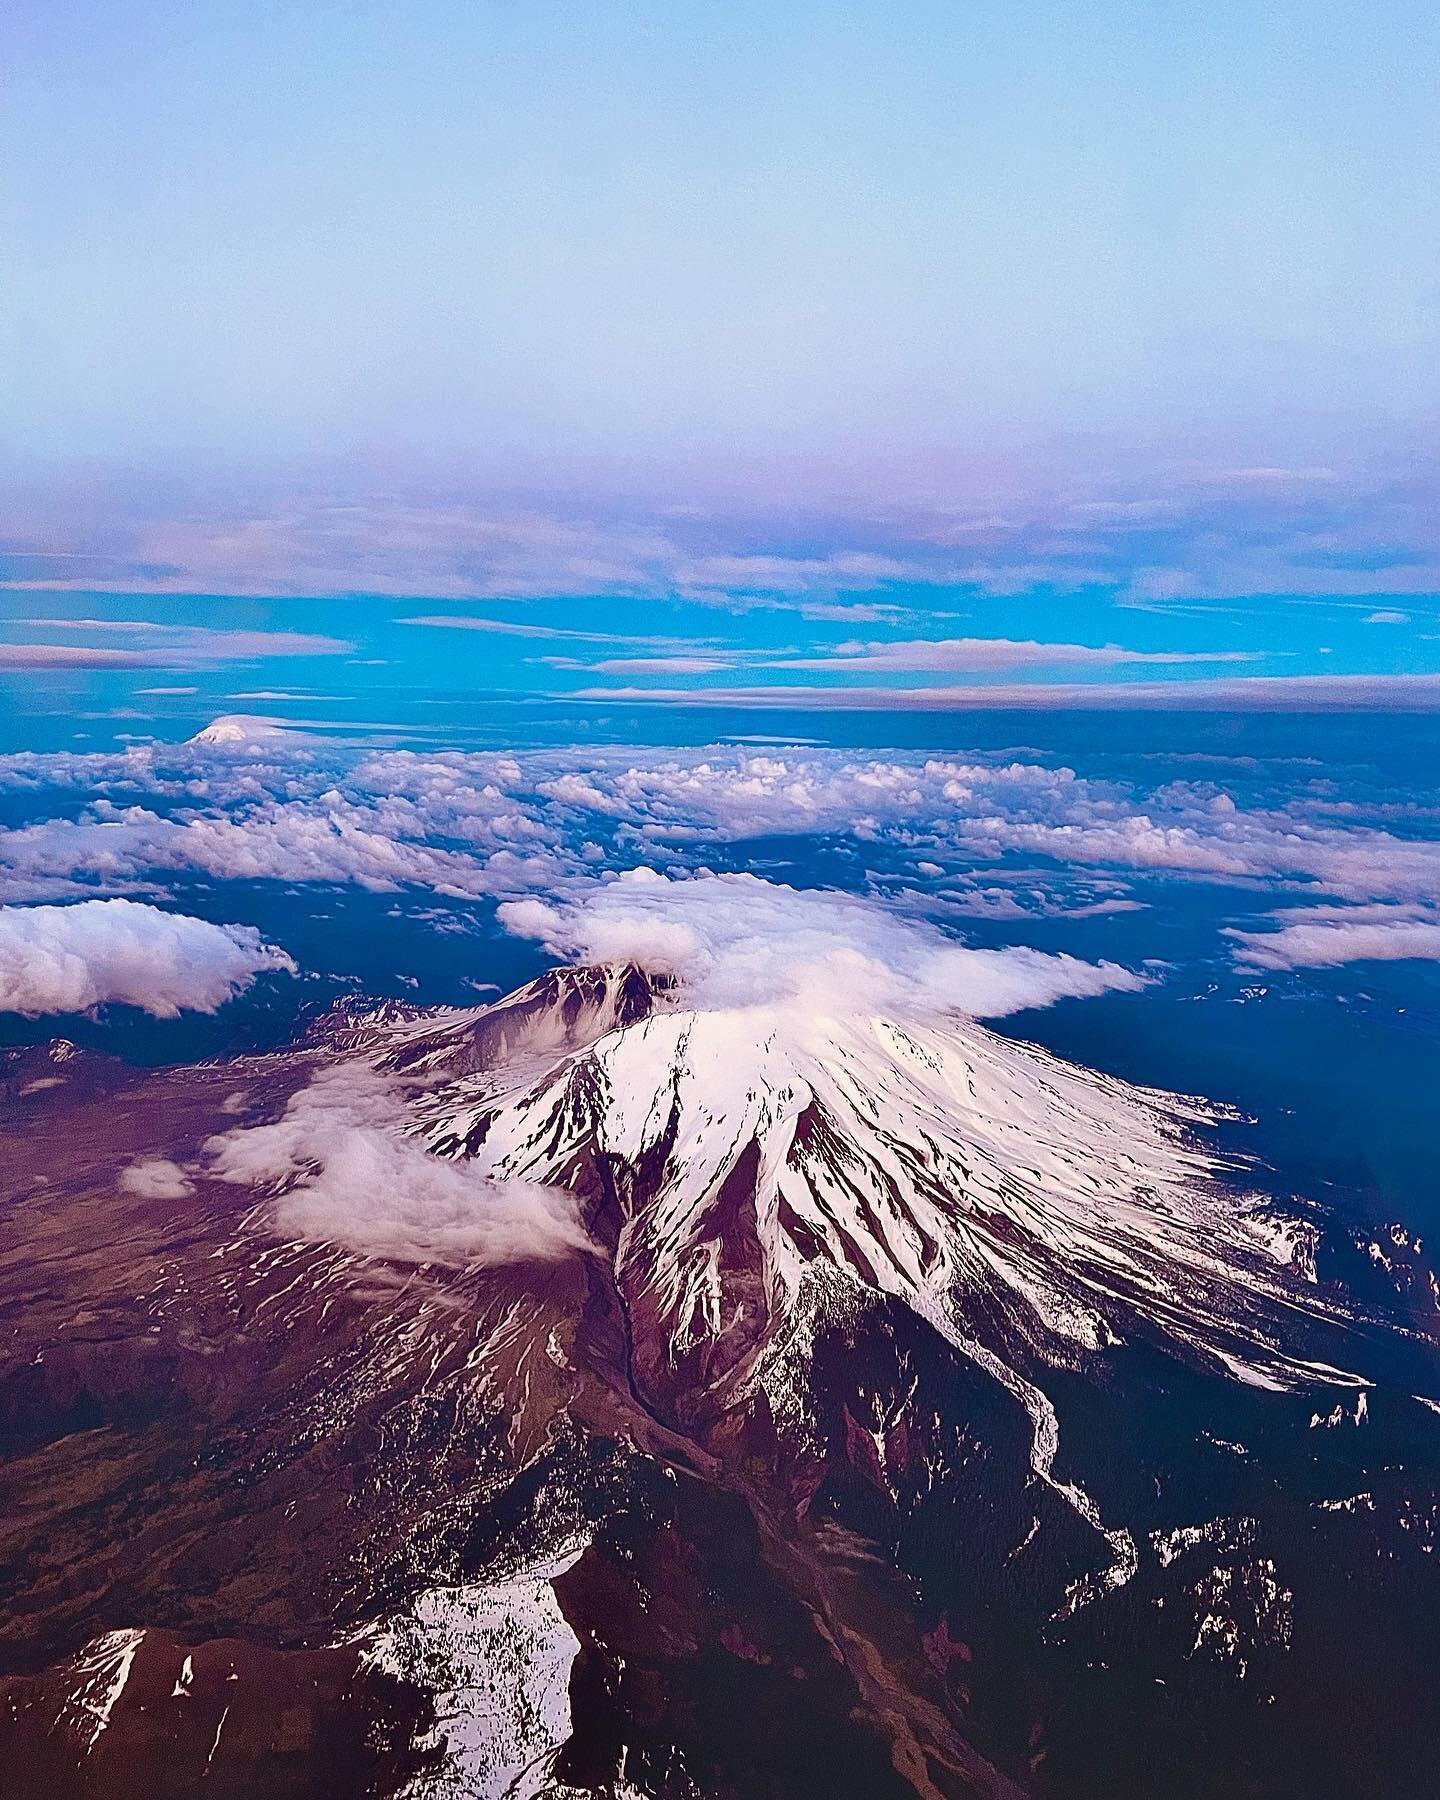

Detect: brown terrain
0,968,1436,1798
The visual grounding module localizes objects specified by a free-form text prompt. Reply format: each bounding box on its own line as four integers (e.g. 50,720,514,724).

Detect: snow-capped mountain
368,962,1340,1408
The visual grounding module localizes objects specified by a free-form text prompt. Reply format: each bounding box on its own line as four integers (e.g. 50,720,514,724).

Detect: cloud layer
0,643,149,670
1,622,352,669
0,723,1436,1002
0,898,294,1017
568,674,1440,711
3,723,1440,920
5,467,1440,622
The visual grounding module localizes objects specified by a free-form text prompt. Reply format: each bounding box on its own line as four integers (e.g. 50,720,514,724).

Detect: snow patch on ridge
365,1547,587,1800
54,1628,147,1752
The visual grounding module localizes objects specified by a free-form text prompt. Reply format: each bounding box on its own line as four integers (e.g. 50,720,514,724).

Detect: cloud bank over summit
499,871,1147,1020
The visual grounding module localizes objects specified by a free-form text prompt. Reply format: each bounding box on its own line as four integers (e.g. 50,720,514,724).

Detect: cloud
785,600,911,623
498,869,1147,1019
4,510,692,603
767,637,1260,673
0,898,294,1017
119,1158,195,1200
1361,609,1410,625
5,455,1440,619
1124,565,1440,605
0,760,560,904
5,723,1440,922
204,1066,593,1268
401,615,732,670
671,550,923,599
0,506,1097,614
566,673,1440,711
401,613,621,641
225,690,345,701
0,643,150,670
14,620,353,659
1226,905,1440,970
586,655,731,675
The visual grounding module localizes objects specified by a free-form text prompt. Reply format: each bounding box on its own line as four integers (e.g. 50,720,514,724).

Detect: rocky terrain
2,965,1437,1797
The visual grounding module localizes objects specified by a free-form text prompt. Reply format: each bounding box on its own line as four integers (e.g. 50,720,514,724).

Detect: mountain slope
398,967,1342,1406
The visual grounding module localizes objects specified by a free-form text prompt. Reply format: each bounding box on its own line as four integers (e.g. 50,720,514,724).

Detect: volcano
1,965,1437,1798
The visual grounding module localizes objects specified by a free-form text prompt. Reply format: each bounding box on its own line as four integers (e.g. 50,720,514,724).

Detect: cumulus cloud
0,796,552,906
4,724,1440,923
499,869,1147,1019
119,1158,195,1200
0,899,294,1017
1226,905,1440,971
204,1067,594,1268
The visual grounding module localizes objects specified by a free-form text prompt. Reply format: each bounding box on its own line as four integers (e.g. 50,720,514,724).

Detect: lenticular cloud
499,869,1147,1019
0,897,294,1017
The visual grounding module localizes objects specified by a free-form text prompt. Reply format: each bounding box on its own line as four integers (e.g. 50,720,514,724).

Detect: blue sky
2,1,1438,699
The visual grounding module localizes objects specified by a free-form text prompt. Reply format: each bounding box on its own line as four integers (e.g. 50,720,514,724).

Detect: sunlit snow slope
360,965,1349,1420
